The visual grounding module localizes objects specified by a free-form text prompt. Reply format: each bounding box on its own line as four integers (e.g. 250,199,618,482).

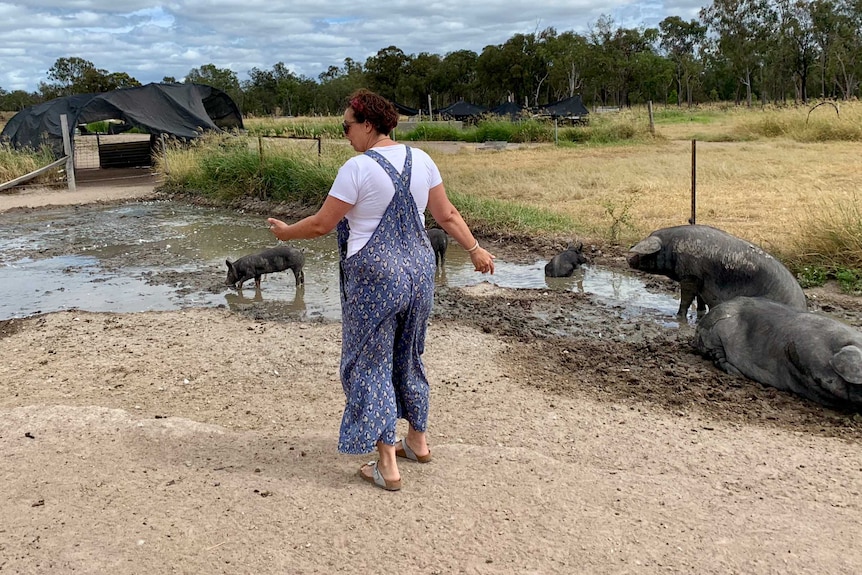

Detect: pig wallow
225,245,305,290
545,241,588,277
695,297,862,411
426,228,448,268
627,224,807,316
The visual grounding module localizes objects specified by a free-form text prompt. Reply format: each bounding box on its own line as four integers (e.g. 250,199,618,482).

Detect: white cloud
0,0,711,92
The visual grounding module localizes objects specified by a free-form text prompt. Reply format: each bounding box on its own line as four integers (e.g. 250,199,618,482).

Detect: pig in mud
225,245,305,290
695,296,862,411
426,228,448,268
627,224,807,317
545,241,588,277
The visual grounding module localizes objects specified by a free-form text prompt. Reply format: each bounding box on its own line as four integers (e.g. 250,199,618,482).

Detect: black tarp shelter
393,102,420,116
490,101,528,120
437,101,488,121
1,82,243,158
538,95,589,122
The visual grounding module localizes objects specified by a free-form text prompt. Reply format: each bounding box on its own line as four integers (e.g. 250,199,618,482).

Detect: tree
400,52,443,109
546,31,591,101
701,0,776,106
589,17,659,107
185,64,242,110
659,16,707,106
364,46,410,100
38,57,139,99
0,89,40,111
436,50,480,106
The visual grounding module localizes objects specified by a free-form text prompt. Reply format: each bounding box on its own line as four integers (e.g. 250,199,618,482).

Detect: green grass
442,188,578,237
160,132,576,238
787,192,862,291
0,144,61,184
160,120,862,293
652,108,719,124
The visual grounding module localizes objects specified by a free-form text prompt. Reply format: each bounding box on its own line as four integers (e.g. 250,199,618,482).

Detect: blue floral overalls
335,146,436,454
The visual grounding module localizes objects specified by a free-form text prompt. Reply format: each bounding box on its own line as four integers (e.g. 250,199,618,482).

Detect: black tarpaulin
1,82,243,157
539,95,589,118
437,101,488,120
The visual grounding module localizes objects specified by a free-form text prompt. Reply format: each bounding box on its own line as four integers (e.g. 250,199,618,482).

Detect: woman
267,89,495,491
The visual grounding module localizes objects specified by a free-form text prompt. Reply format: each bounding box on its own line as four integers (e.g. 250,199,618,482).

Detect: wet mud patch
430,283,862,442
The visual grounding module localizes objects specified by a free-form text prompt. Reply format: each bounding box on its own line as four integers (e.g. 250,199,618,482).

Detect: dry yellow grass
428,137,862,254
131,103,862,263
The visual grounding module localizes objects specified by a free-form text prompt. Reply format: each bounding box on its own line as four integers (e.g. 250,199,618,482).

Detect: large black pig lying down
225,245,305,290
695,297,862,411
627,224,807,317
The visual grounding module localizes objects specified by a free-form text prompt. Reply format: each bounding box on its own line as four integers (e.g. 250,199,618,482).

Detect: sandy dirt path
1,177,861,574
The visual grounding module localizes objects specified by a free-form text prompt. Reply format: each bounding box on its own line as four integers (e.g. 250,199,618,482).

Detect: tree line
2,0,860,116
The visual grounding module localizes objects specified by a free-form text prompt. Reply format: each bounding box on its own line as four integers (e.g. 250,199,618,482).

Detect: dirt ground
2,178,862,574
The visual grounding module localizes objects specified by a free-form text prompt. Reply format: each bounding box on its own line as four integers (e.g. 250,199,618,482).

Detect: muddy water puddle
0,201,683,324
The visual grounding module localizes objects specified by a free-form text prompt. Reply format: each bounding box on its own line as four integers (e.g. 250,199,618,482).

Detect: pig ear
226,259,233,269
830,345,862,384
629,236,662,255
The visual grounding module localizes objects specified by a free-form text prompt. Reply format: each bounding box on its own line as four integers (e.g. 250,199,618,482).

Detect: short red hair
348,89,398,135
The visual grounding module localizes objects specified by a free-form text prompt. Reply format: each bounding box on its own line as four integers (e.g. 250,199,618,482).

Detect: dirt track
1,180,861,574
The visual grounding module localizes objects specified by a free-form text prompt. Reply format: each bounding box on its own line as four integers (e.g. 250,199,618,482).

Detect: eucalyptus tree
476,31,556,107
400,52,443,109
437,50,480,107
476,44,513,105
244,67,279,115
589,16,660,107
316,58,366,115
827,0,862,99
0,89,39,111
545,30,591,101
630,50,677,104
771,0,818,102
364,46,410,101
39,57,140,99
185,64,242,110
700,0,776,106
659,16,707,106
810,0,842,97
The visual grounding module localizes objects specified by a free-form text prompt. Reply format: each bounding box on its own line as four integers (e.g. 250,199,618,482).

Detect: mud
3,195,862,443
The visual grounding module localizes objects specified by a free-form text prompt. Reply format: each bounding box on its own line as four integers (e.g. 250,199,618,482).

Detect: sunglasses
342,120,359,135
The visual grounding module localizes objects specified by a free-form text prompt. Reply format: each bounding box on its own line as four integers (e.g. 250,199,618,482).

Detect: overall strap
363,146,413,197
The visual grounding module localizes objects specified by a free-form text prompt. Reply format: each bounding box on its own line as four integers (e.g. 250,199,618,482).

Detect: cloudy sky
1,0,707,93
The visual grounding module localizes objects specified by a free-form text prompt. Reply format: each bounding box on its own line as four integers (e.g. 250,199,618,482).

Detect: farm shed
0,82,243,165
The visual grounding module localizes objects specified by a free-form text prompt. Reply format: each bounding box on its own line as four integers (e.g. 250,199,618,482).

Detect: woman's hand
267,218,291,241
469,247,496,274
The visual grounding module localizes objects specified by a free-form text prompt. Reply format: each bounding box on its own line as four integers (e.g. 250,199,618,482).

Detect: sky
0,0,707,94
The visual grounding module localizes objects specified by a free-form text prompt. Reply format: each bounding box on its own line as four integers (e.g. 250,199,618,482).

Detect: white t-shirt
329,144,443,257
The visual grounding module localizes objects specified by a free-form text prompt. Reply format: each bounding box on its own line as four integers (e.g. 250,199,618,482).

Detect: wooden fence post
60,114,76,191
160,134,170,175
690,139,697,225
647,101,655,136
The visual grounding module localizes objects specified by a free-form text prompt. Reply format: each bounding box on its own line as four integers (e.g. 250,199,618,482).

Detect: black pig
627,225,806,317
545,242,588,277
695,297,862,410
426,228,448,268
225,245,305,290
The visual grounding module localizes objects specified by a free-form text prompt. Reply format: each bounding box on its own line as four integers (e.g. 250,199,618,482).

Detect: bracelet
466,240,480,253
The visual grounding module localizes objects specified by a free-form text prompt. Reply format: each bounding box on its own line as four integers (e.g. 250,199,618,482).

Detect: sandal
395,438,432,463
358,461,401,491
